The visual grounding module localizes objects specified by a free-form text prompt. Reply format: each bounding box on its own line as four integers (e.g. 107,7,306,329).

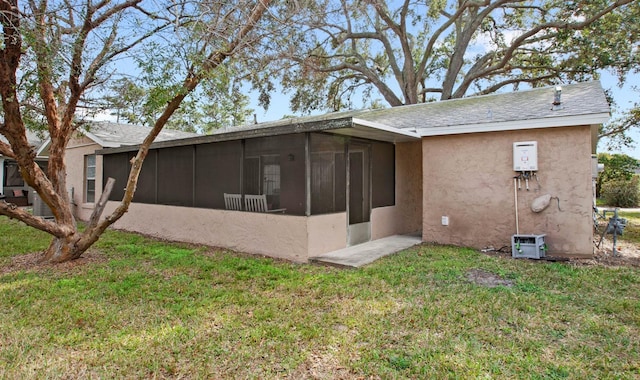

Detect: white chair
244,194,286,213
223,193,243,211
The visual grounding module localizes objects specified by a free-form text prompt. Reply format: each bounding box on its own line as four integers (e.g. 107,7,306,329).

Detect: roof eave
350,118,420,142
98,117,356,155
417,112,610,137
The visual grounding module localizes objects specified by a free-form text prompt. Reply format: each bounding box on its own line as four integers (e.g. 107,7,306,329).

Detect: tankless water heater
513,141,538,171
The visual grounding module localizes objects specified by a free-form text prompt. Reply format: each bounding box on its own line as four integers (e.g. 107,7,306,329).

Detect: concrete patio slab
310,233,423,268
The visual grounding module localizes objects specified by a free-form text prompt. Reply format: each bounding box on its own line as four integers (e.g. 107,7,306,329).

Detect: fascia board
35,131,119,157
417,113,611,137
351,118,421,139
79,129,113,148
36,137,51,157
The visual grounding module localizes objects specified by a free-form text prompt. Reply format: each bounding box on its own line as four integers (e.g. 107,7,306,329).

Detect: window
262,155,281,198
244,155,282,208
4,161,24,187
244,135,305,213
85,154,96,202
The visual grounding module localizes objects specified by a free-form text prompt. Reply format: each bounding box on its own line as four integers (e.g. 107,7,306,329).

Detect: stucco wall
105,202,317,262
422,126,593,257
371,140,423,239
307,213,348,257
65,136,103,221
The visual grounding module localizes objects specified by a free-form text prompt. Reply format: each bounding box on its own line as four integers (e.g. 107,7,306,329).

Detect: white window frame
85,154,96,203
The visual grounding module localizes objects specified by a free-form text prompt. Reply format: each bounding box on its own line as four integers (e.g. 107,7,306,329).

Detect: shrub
596,153,640,198
601,176,640,207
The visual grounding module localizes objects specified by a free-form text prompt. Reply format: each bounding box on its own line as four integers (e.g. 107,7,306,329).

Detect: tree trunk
1,0,273,265
42,231,82,263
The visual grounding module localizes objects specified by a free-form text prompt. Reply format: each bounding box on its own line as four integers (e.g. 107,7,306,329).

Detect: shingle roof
100,81,611,154
359,81,610,131
82,121,199,147
0,129,47,149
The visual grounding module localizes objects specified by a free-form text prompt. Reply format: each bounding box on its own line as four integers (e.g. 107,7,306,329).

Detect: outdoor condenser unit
32,191,54,219
511,234,546,259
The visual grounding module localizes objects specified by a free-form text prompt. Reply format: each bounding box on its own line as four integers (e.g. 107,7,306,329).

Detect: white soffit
417,112,611,137
334,118,420,142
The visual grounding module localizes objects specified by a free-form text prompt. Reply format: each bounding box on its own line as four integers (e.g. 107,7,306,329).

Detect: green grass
1,216,639,378
618,211,640,245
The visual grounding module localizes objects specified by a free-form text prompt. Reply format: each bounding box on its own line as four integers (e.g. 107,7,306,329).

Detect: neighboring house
37,121,198,220
0,130,48,206
88,81,608,262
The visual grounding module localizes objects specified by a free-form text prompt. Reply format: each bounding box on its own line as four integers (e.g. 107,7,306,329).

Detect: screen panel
103,153,130,201
133,150,158,204
157,145,194,207
194,140,242,209
310,133,347,215
372,141,395,208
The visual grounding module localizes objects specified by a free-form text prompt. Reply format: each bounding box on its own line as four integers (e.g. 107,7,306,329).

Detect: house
0,130,48,206
38,122,198,220
86,81,608,262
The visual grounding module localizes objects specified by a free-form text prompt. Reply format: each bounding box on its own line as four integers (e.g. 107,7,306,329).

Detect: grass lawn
617,210,640,246
1,216,639,378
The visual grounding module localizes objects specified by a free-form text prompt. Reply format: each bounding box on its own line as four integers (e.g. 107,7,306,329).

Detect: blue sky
597,71,639,158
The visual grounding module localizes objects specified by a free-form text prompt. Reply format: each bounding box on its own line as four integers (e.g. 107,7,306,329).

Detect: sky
597,72,639,158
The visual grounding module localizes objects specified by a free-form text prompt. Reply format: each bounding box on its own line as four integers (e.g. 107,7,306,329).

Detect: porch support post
191,145,196,207
0,157,4,195
153,150,158,204
305,133,311,216
240,139,245,210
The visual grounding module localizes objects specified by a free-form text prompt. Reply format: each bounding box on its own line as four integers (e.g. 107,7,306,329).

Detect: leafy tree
260,0,638,113
601,177,640,208
106,78,147,125
0,0,273,262
596,153,640,197
106,66,254,133
599,103,640,150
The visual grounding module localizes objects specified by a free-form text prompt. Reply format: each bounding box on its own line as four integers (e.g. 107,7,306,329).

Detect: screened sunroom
100,115,421,260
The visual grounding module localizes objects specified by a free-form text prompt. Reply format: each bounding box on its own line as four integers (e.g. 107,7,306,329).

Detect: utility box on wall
512,234,546,259
513,141,538,171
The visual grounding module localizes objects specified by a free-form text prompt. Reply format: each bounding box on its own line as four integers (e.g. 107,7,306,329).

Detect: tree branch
456,0,634,96
76,0,273,251
0,201,73,237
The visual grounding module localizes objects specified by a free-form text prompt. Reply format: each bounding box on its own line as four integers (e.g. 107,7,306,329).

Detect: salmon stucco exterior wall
64,135,103,221
422,126,593,257
105,202,312,262
372,141,422,239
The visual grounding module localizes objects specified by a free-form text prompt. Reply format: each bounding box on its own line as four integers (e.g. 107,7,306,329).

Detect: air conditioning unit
32,191,54,219
512,234,546,259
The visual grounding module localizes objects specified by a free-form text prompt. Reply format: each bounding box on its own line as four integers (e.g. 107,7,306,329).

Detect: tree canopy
597,152,640,186
0,0,274,262
599,101,640,150
259,0,638,114
105,73,254,133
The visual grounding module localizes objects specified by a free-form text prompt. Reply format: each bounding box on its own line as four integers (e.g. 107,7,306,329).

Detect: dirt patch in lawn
0,250,108,275
582,237,640,267
465,268,514,288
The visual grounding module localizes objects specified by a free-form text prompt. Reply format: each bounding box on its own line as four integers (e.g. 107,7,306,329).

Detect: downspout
514,177,519,235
